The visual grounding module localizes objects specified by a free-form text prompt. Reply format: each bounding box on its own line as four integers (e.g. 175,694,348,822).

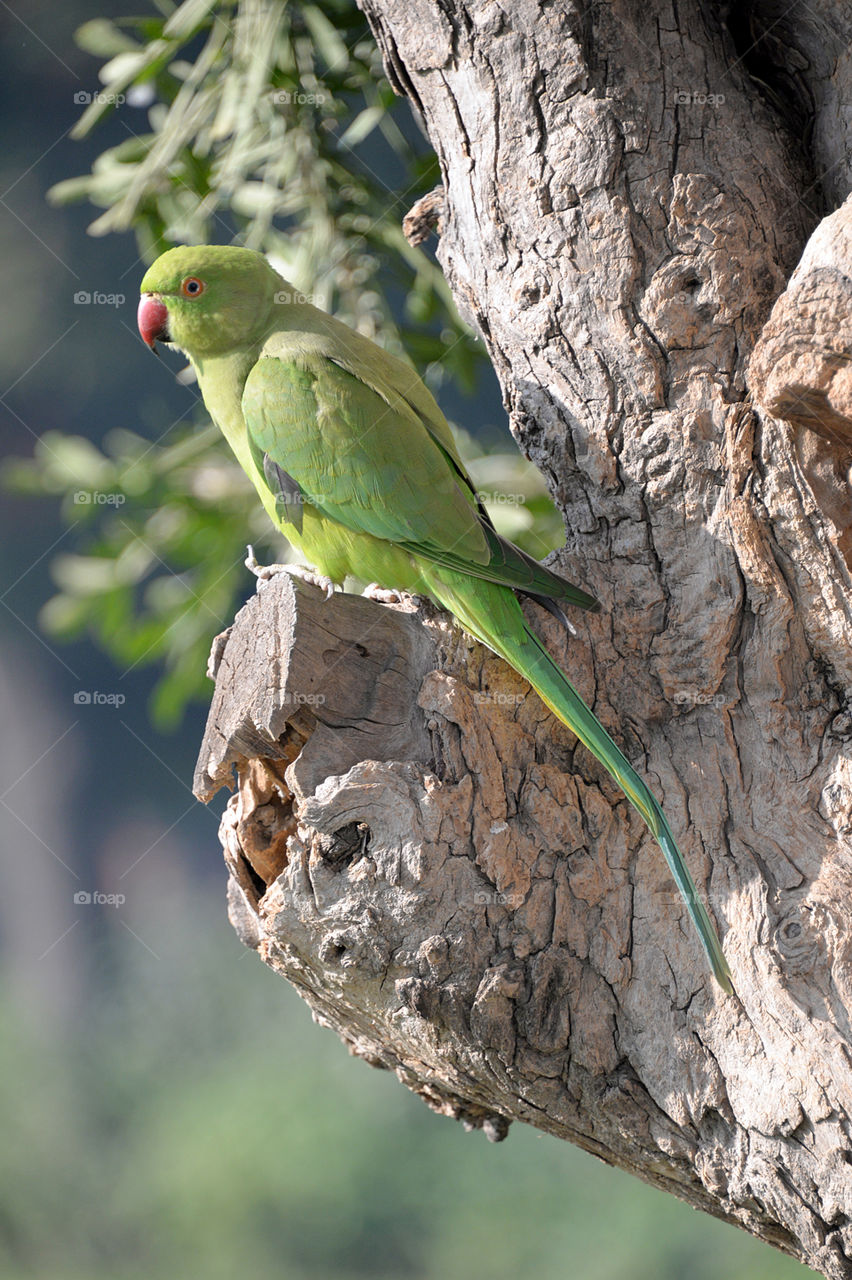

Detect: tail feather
432,568,734,993
507,627,733,993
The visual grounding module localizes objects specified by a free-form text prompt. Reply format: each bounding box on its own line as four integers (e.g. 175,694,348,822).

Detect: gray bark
194,2,852,1275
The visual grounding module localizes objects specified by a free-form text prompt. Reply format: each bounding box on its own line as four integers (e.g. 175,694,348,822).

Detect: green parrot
138,244,732,994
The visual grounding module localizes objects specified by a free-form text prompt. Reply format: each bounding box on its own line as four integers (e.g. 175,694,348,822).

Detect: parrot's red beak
137,294,170,350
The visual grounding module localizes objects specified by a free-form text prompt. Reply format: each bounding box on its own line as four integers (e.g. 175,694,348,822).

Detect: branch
196,570,851,1275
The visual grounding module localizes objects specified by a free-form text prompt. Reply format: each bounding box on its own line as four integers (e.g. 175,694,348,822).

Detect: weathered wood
194,575,433,805
750,197,852,447
196,1,852,1275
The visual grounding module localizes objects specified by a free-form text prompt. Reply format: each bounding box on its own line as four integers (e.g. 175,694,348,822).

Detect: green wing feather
243,353,488,554
241,350,599,611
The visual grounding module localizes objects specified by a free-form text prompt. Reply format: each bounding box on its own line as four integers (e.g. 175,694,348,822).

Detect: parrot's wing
242,349,598,610
242,351,490,558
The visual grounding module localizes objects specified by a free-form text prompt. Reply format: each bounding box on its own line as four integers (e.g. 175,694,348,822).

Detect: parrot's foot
362,583,403,604
361,583,424,607
245,546,336,601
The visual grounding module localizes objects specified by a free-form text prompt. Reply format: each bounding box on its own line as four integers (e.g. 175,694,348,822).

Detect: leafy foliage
8,0,563,725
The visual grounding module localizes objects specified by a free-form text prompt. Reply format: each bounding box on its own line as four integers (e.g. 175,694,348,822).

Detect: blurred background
0,3,810,1277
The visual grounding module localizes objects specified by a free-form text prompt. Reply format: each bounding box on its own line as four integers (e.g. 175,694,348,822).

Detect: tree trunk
193,1,852,1274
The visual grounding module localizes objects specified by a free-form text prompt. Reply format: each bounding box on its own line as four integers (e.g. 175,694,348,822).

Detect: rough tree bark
193,2,852,1275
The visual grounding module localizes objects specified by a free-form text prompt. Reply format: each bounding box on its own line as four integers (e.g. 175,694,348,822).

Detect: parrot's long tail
433,575,733,994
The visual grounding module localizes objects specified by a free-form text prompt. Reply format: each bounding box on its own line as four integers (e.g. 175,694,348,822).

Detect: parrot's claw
362,582,403,604
245,546,336,600
361,583,424,608
244,544,287,579
305,570,336,601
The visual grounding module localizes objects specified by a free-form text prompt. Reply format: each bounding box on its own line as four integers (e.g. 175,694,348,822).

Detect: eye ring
180,276,205,298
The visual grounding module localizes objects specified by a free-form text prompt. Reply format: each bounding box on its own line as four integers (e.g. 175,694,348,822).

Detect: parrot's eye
180,276,205,298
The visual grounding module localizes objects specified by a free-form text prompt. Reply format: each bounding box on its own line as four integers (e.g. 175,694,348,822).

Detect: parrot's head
138,245,282,359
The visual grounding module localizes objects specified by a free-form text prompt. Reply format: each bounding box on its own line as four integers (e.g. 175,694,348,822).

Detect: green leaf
337,104,385,149
75,19,141,58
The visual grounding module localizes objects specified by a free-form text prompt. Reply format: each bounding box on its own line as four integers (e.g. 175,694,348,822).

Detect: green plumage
139,244,733,994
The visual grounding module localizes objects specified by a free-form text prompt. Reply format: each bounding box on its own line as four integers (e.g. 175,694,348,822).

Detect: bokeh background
0,3,812,1277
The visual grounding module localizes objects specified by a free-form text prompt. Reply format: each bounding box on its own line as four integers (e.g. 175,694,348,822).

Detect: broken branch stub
192,567,852,1273
193,574,656,1139
195,575,713,1158
749,194,852,449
